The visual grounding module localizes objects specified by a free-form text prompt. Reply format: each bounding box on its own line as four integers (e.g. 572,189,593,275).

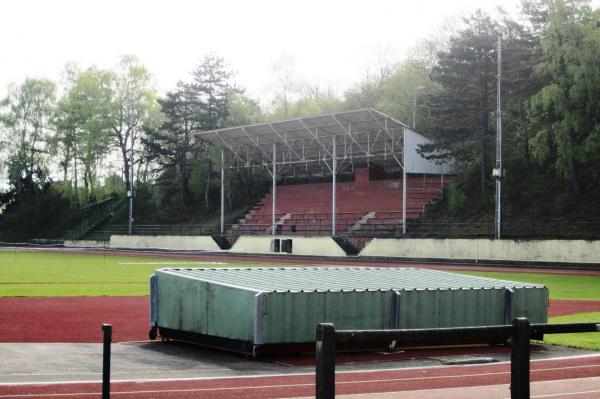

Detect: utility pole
128,127,134,236
493,35,503,240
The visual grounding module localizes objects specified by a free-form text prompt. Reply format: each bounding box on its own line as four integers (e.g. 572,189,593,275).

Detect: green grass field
1,250,599,350
457,271,600,301
543,312,600,350
0,250,262,296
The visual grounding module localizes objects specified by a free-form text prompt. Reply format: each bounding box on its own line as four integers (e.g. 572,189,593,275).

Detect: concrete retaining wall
360,238,600,264
64,240,108,248
230,235,347,257
109,235,221,251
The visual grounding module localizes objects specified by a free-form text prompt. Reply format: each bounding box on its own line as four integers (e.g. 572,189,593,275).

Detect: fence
64,224,220,241
315,318,600,399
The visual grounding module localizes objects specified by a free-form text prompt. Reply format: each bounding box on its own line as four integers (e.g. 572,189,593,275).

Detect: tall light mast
494,35,503,239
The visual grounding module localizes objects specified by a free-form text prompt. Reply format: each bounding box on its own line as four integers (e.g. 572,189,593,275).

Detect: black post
316,323,336,399
102,324,112,399
511,318,530,399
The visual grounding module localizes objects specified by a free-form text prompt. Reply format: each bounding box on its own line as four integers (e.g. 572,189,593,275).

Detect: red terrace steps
230,174,450,236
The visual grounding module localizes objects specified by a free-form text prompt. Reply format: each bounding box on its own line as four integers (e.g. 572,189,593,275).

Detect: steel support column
332,136,337,236
128,129,134,236
495,35,503,240
402,129,407,235
220,149,225,234
272,144,277,236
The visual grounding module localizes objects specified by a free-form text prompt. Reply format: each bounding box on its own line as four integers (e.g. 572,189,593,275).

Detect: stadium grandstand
194,108,454,250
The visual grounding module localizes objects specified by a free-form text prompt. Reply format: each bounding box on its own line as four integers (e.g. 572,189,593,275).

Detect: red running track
1,297,599,343
549,300,600,317
0,297,149,343
0,355,599,398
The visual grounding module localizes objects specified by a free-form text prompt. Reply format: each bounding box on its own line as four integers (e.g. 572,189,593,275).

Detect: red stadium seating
230,169,452,237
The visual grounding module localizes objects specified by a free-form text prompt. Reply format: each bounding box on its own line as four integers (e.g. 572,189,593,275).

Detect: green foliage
428,10,501,195
0,173,73,242
108,55,163,193
377,59,439,131
446,183,466,213
143,55,237,218
54,67,114,202
0,78,56,191
226,91,262,126
528,1,600,196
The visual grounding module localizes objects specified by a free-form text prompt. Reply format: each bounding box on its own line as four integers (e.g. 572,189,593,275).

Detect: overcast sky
0,0,531,105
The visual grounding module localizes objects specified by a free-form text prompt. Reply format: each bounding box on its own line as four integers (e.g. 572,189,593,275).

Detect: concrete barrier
359,238,600,264
109,235,221,251
230,235,347,257
64,240,108,248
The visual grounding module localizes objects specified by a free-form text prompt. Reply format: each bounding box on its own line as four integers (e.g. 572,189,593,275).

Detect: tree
427,10,501,195
0,78,56,192
376,59,439,131
528,0,600,196
267,54,299,119
225,91,262,126
143,81,202,213
192,55,234,211
344,64,395,110
54,67,114,202
106,56,162,196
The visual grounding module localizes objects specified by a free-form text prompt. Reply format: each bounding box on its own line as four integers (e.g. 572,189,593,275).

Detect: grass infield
0,250,257,296
1,250,599,299
543,312,600,351
458,271,600,301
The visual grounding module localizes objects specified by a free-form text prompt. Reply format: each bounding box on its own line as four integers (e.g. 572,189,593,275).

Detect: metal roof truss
195,109,407,176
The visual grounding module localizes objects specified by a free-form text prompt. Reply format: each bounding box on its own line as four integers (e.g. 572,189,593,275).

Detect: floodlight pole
332,135,337,236
402,129,407,235
494,35,503,240
272,143,277,236
128,127,134,236
220,149,225,234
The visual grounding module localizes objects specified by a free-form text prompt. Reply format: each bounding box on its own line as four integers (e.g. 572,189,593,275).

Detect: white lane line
529,390,600,398
1,382,312,397
3,368,231,377
3,370,600,399
1,353,598,387
118,261,228,265
1,363,598,395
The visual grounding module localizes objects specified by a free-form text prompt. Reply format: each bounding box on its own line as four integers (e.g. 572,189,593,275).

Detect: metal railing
407,221,600,239
227,220,600,240
315,318,600,399
65,224,220,241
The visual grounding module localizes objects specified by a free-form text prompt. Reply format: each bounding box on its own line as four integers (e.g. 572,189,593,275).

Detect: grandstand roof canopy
194,108,409,175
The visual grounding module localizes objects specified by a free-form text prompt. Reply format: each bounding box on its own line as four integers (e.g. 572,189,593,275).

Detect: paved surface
0,340,596,385
0,349,599,398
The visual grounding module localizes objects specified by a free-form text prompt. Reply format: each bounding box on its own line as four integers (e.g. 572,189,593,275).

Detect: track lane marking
1,364,598,397
529,390,600,398
1,353,599,386
2,368,231,377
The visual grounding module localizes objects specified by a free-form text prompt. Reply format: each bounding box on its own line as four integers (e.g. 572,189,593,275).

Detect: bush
447,183,466,213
